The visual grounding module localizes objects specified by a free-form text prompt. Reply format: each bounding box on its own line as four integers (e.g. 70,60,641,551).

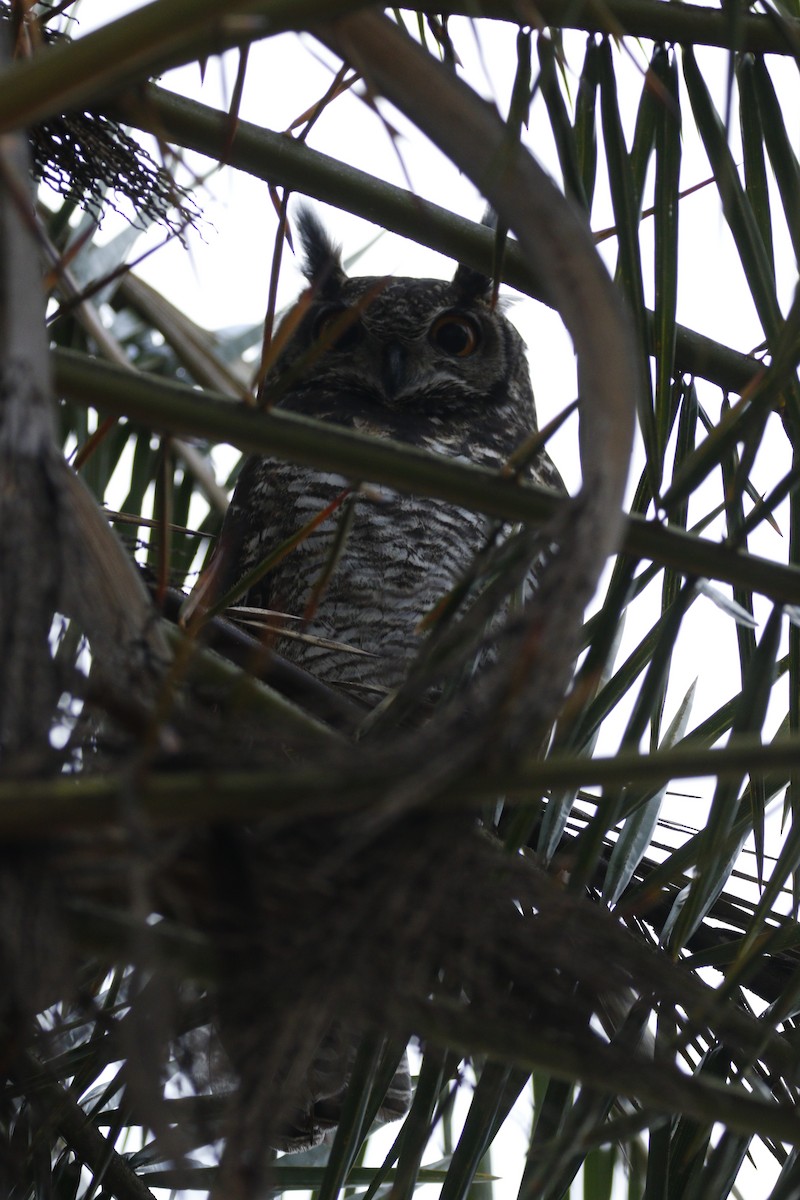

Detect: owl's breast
229,372,548,697
239,461,491,697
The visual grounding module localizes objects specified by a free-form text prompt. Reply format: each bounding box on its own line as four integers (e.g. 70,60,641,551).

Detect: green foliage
1,3,800,1200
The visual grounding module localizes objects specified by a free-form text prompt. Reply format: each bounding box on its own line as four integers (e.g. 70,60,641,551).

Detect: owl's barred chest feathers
230,457,504,694
192,208,560,700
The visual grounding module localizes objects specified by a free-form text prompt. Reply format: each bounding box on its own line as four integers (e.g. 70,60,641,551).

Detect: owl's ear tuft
296,206,346,299
452,207,497,302
451,262,492,303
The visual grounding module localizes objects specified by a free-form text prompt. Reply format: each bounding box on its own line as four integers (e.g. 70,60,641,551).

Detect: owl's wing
181,455,277,626
536,447,568,497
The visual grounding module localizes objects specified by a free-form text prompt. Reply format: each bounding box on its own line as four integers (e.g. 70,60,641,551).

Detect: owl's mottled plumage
190,210,562,1153
191,209,561,701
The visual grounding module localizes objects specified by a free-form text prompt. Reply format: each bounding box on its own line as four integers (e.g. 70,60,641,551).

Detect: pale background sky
45,4,800,1197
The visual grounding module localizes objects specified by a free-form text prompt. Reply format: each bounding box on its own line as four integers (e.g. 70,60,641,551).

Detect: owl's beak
381,342,409,399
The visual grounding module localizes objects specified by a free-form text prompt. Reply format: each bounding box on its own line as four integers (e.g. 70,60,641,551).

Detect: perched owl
187,209,562,703
188,209,562,1155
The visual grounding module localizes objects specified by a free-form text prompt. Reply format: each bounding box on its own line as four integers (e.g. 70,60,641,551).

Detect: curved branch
334,12,636,532
0,0,371,133
112,82,762,397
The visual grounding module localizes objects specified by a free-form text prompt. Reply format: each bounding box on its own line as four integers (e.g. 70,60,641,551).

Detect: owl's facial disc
312,325,488,407
303,292,493,407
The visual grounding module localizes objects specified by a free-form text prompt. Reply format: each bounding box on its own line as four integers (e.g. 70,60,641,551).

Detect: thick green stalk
52,347,800,604
112,82,765,398
3,734,800,838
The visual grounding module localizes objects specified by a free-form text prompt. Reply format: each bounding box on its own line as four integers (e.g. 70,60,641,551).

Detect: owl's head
264,207,536,438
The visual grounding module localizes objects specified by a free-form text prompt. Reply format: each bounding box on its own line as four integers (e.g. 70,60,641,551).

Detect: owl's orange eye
429,312,481,357
313,306,362,351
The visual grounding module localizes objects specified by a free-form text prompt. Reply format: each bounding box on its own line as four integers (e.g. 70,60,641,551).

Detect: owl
187,210,562,1155
187,208,562,703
